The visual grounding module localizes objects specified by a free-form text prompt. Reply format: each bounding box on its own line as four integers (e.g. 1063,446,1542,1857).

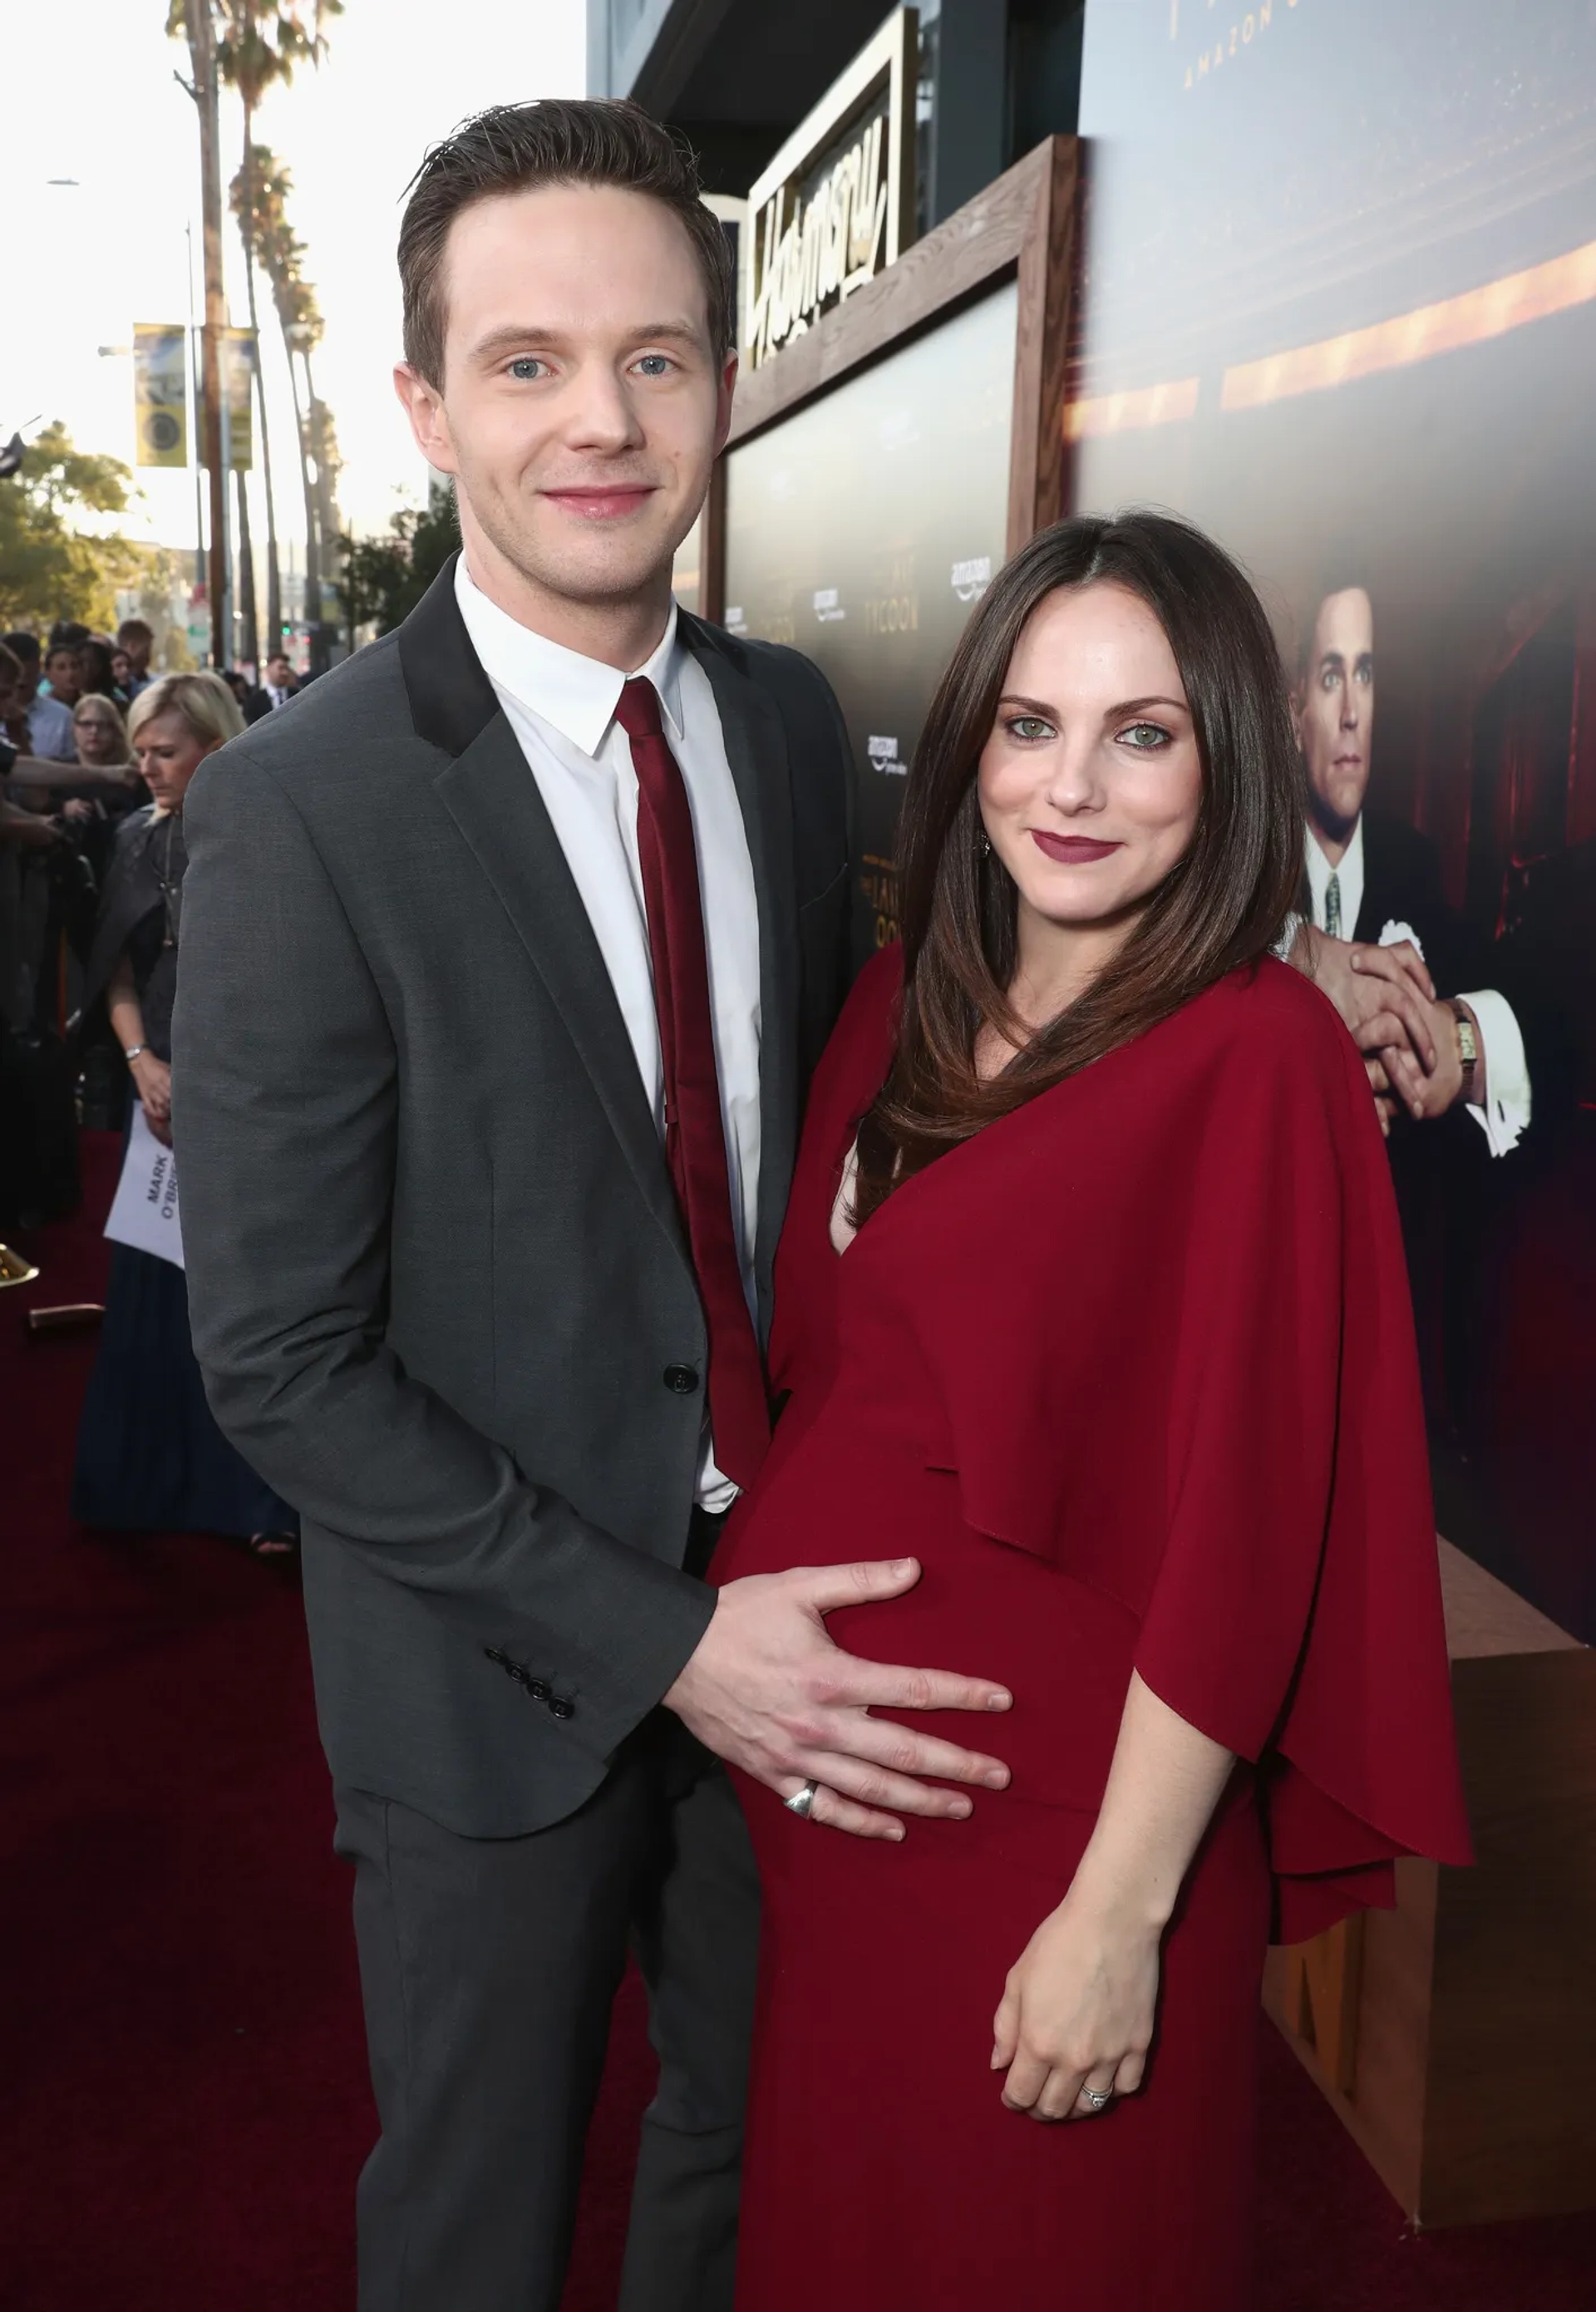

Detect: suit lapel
400,560,686,1264
1352,820,1389,945
397,566,805,1326
683,618,800,1338
432,724,686,1259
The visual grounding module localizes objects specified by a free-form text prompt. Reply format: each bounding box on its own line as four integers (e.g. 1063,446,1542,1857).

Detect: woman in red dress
712,512,1471,2309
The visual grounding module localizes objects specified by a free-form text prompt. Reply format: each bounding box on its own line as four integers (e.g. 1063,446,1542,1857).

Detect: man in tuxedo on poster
171,99,1013,2312
1289,579,1530,1154
1284,579,1532,1429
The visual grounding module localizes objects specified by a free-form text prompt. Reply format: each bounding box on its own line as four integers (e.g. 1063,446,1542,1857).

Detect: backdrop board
710,136,1080,954
1073,0,1596,1647
724,283,1016,949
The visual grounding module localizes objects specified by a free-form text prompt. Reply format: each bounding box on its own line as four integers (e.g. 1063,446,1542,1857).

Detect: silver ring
784,1779,820,1820
1080,2085,1113,2111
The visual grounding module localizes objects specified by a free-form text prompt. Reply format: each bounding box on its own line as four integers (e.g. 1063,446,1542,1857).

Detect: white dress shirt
455,556,761,1510
25,693,76,761
1303,819,1530,1156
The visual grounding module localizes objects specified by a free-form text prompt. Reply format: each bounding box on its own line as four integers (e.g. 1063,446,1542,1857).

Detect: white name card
105,1105,185,1269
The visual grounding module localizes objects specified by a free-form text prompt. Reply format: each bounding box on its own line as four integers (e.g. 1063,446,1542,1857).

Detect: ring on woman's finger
1078,2083,1114,2112
783,1779,821,1820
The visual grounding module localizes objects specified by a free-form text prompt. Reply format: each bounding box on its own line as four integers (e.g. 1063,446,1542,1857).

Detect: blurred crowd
2,615,301,1555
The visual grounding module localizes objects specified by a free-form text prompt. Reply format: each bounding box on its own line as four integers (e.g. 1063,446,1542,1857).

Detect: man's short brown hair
398,99,736,387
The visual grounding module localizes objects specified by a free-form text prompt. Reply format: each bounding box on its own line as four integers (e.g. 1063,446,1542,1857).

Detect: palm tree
281,277,328,672
173,0,229,667
248,155,328,671
216,3,342,666
308,391,343,627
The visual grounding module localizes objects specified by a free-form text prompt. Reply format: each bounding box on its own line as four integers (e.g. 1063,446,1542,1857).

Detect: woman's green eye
1008,716,1052,742
1120,722,1170,749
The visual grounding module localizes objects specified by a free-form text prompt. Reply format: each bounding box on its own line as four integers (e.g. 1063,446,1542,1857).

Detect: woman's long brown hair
852,510,1306,1224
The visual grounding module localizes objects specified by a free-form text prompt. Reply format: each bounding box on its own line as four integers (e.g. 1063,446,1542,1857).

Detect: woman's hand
991,1891,1160,2122
993,1674,1232,2122
132,1052,174,1146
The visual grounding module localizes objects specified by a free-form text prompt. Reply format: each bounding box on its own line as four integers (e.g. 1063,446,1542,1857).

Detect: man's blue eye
636,354,672,377
509,358,544,381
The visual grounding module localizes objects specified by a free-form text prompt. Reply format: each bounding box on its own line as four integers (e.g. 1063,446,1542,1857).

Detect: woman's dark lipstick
1030,831,1124,864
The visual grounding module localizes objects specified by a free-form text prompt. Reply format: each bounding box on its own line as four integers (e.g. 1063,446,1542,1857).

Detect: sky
1,0,585,564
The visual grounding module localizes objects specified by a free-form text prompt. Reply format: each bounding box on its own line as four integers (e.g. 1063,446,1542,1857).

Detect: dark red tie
615,678,770,1488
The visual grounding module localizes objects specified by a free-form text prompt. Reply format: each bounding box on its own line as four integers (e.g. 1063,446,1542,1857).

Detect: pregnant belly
714,1397,1140,1811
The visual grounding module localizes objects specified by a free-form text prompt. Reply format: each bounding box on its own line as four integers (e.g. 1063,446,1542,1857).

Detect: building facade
587,0,1086,232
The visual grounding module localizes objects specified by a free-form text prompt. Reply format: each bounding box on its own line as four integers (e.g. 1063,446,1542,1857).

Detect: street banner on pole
225,326,254,470
132,325,189,467
195,328,257,471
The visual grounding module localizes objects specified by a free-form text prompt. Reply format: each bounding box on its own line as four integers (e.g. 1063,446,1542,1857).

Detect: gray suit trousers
335,1708,759,2312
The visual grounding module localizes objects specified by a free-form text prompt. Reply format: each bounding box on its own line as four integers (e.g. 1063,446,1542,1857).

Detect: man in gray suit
173,100,1012,2312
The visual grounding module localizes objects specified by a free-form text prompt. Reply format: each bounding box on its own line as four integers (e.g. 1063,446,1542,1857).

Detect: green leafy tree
336,495,460,646
132,546,200,671
0,424,143,633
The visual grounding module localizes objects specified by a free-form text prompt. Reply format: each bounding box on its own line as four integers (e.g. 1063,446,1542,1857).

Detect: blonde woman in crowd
71,693,132,771
73,673,298,1555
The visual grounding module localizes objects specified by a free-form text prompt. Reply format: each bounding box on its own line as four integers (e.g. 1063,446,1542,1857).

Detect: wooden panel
1267,1545,1596,2227
1438,1536,1581,1659
1340,1862,1441,2216
1264,1861,1437,2218
1290,1912,1367,2093
1007,137,1079,551
1421,1647,1596,2224
726,139,1061,450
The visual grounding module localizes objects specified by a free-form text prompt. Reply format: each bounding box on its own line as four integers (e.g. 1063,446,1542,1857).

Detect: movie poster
1072,0,1596,1636
722,281,1017,949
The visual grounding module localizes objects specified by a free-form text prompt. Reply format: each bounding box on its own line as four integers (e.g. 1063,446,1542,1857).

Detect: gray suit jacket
173,560,856,1836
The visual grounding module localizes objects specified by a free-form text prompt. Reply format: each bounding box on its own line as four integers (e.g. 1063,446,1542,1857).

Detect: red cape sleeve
1132,974,1473,1940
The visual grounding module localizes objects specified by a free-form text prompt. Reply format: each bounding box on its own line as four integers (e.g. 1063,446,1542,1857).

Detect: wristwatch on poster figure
1447,1001,1479,1104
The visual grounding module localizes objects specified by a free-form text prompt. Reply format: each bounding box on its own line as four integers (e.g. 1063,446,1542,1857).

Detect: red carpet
3,1134,1594,2310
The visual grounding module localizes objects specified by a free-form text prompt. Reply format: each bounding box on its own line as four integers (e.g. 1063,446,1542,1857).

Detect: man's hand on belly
662,1559,1012,1841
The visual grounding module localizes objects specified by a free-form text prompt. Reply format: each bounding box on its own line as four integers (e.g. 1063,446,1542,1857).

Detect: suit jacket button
549,1697,575,1721
527,1679,550,1703
484,1646,507,1667
663,1363,700,1395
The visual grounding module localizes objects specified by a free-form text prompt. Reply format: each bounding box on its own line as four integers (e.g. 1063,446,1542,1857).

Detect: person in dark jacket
72,671,298,1554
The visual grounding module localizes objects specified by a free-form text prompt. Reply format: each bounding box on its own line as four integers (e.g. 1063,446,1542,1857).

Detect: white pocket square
1378,919,1425,959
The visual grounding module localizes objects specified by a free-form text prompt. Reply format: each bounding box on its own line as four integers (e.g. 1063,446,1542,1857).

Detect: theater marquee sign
744,7,919,370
